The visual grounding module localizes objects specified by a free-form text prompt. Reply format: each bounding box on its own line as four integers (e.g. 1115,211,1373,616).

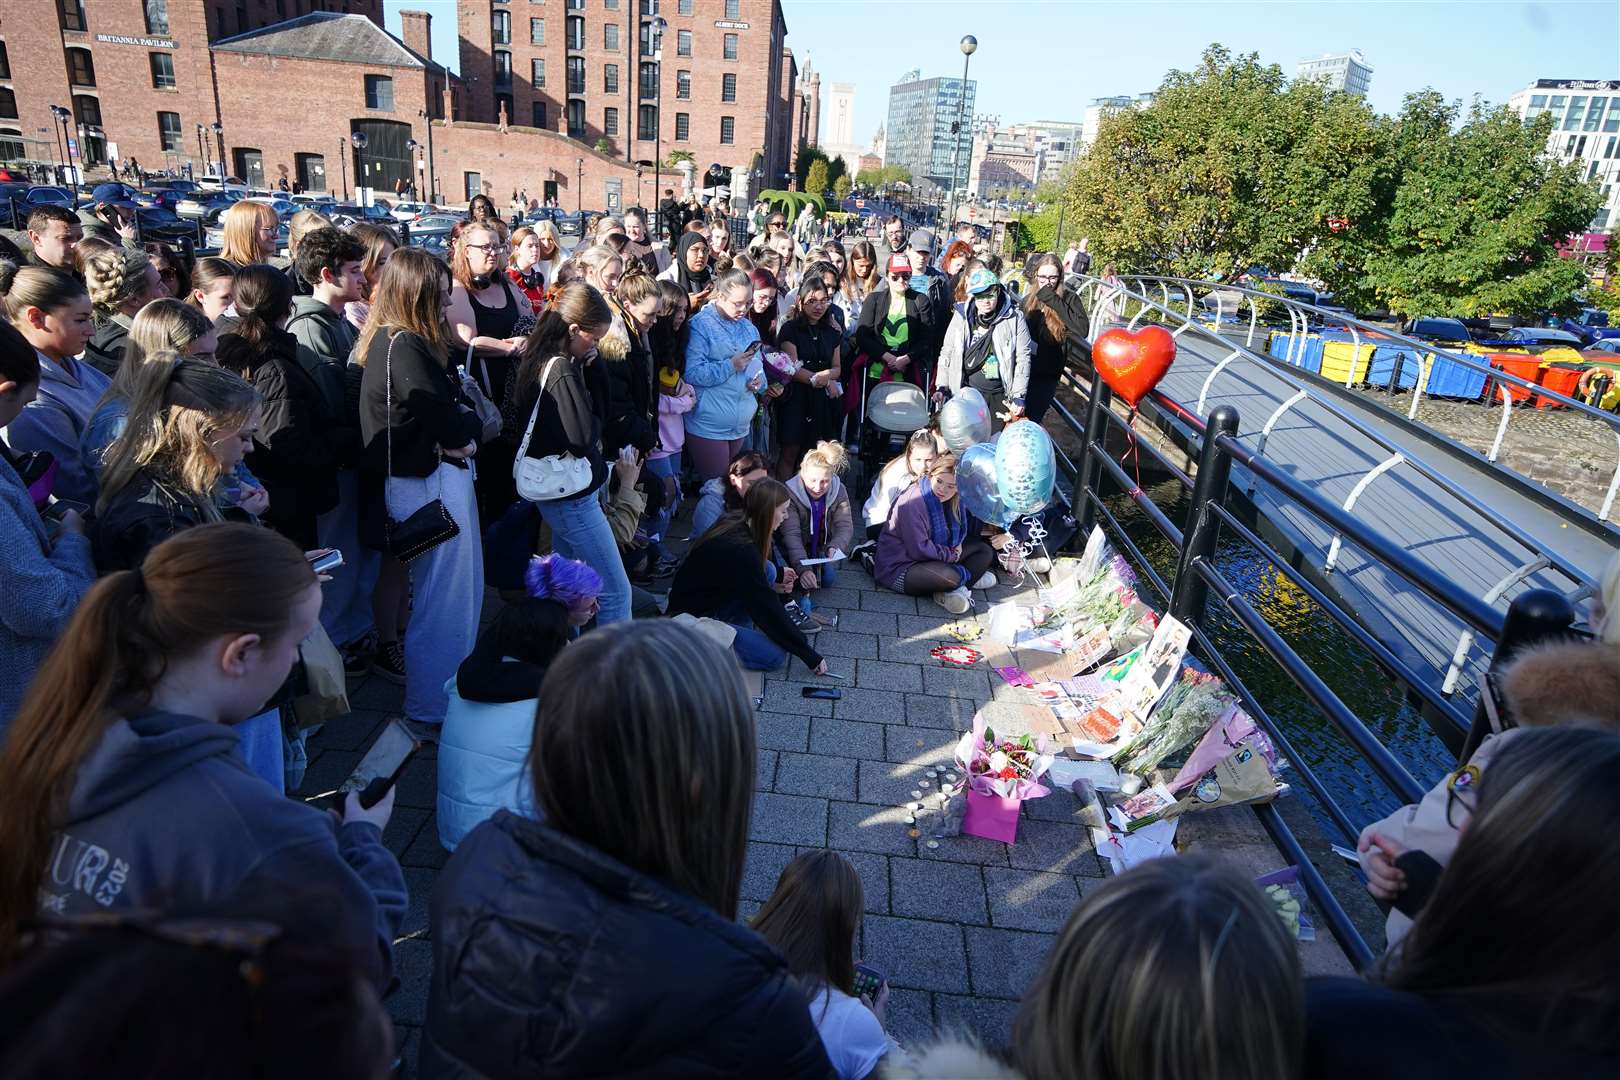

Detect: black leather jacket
422,812,833,1079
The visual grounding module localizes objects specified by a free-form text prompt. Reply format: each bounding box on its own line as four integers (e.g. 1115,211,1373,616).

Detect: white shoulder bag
513,356,594,501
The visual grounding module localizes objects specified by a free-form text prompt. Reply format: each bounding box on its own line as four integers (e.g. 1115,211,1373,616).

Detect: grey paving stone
309,709,387,752
833,687,908,723
882,987,937,1049
392,755,439,810
878,635,952,663
860,590,921,614
760,682,832,717
812,630,881,660
810,716,887,759
384,938,435,1024
811,586,861,609
755,709,811,751
401,820,450,870
921,664,995,701
741,841,799,902
798,846,891,915
905,693,979,730
883,724,962,765
889,857,989,925
751,792,829,846
965,926,1056,1000
857,758,950,807
828,800,919,856
984,868,1084,932
835,609,901,637
381,807,431,859
856,658,925,693
400,865,438,939
349,676,407,712
896,612,974,639
918,827,1012,867
864,916,971,993
756,749,778,791
775,752,858,799
295,748,362,798
933,993,1021,1049
1006,818,1099,877
1023,789,1088,823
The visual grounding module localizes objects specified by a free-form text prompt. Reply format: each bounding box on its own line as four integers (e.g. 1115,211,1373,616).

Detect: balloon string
1120,407,1144,497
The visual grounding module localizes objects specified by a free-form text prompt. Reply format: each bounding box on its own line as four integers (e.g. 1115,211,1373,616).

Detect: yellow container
1537,346,1586,365
1320,340,1376,383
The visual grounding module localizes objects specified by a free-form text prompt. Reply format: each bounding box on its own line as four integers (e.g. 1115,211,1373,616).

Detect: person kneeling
873,452,995,615
779,440,855,596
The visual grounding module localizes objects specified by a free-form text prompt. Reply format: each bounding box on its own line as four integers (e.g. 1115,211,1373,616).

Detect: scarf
673,233,713,294
808,492,826,557
963,286,1008,378
921,480,966,551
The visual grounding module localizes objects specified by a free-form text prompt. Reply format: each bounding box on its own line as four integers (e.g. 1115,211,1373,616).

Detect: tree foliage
805,159,830,198
854,164,913,192
1061,45,1604,317
833,174,852,202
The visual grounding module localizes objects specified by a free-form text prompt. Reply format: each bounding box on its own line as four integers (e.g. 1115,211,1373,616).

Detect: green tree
833,174,852,202
1359,92,1603,319
827,155,849,192
794,147,829,189
805,159,830,198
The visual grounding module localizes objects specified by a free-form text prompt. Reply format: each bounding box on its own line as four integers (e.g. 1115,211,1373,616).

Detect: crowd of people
1,187,1618,1080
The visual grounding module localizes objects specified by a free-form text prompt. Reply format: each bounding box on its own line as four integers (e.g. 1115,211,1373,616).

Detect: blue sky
386,1,1619,145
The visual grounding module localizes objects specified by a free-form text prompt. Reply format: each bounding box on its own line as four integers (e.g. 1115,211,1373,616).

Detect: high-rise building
1508,79,1620,231
1080,93,1153,147
1294,50,1373,97
884,69,976,201
820,81,861,165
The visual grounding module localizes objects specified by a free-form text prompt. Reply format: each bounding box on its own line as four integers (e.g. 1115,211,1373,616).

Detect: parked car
243,195,299,220
387,200,438,222
135,206,200,245
523,206,558,224
176,190,243,219
1585,338,1620,356
204,218,287,252
412,213,461,232
1502,326,1584,351
326,202,395,227
289,192,339,206
196,175,249,195
1560,307,1620,347
1403,317,1473,344
22,186,74,209
144,178,203,196
554,210,584,237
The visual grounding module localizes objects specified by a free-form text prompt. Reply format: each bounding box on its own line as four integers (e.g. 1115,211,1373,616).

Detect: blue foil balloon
957,442,1014,526
995,420,1056,516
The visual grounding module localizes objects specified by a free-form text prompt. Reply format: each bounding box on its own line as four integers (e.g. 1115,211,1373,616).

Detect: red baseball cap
886,253,912,275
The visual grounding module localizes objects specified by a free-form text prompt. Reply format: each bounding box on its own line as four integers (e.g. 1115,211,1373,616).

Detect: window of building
676,69,690,99
0,89,14,121
364,74,394,110
530,18,545,44
639,0,659,14
58,1,87,33
567,56,585,94
604,107,618,135
567,98,585,138
465,171,482,201
145,0,171,35
725,0,739,17
532,100,548,128
567,15,584,49
604,63,619,93
0,129,24,161
605,0,618,7
604,23,619,50
494,51,512,88
67,48,95,87
674,112,689,141
158,110,182,151
0,42,9,80
676,30,691,56
492,9,511,44
639,62,657,100
150,53,176,90
236,4,247,34
637,104,656,140
723,33,737,61
495,92,513,121
532,57,546,86
678,0,692,13
73,94,100,128
567,0,584,8
720,115,734,144
1530,94,1548,109
721,73,735,102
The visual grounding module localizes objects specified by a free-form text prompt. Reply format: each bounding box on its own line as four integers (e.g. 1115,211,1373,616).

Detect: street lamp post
47,107,67,186
196,123,207,176
407,138,422,200
648,16,667,222
946,35,977,238
418,106,437,203
575,157,584,213
211,122,224,178
338,136,349,200
351,130,370,204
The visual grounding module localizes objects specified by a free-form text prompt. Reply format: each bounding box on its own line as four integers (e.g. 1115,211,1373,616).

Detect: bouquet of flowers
953,719,1055,801
1051,552,1140,635
1113,668,1236,777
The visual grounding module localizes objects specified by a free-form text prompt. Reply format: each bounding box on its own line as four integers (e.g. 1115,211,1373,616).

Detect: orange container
1533,362,1586,409
1486,354,1542,404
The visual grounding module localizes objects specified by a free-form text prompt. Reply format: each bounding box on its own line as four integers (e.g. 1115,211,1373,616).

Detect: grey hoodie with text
42,709,407,987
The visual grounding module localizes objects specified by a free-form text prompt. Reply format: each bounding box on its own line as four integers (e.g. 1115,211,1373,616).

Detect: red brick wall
429,118,647,210
398,9,433,62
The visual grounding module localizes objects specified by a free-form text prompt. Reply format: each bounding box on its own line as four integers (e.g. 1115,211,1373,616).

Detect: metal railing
1050,363,1581,969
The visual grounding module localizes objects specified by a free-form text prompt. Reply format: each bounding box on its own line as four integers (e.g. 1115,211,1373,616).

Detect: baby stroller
856,372,931,482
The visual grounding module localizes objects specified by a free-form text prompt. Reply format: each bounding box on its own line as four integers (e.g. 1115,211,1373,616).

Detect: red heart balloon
1092,326,1177,409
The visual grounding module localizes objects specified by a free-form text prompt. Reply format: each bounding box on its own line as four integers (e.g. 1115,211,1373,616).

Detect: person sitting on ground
753,851,905,1080
1308,726,1620,1078
668,478,829,674
874,452,996,615
0,524,407,988
861,429,941,545
424,621,833,1077
690,447,767,547
0,321,94,732
990,855,1302,1080
81,246,164,377
1358,634,1620,947
779,440,854,596
0,908,396,1080
437,554,600,852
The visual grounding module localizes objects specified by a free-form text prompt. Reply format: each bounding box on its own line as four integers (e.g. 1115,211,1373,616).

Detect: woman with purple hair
436,555,602,850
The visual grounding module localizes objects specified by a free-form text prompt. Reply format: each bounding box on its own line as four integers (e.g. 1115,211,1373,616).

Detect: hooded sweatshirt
936,288,1034,408
2,351,113,506
779,473,854,572
42,708,407,988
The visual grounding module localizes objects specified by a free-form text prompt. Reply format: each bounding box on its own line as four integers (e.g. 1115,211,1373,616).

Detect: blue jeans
535,482,631,625
718,604,786,671
644,453,679,554
237,709,285,793
317,469,382,647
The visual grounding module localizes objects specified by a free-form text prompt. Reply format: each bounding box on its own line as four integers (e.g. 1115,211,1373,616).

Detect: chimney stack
399,10,432,62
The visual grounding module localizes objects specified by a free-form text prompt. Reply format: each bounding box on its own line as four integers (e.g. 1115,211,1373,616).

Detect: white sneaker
934,586,972,615
971,571,999,590
1025,556,1052,575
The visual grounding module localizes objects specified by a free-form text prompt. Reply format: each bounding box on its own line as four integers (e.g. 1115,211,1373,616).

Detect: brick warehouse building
2,0,809,209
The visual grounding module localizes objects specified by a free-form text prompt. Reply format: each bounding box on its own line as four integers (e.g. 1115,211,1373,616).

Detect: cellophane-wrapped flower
1114,669,1236,777
954,718,1055,801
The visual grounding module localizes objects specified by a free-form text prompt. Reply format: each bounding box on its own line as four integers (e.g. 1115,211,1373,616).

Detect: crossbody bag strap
514,356,558,459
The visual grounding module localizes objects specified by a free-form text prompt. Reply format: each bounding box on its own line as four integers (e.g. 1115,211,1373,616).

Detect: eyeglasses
464,242,507,254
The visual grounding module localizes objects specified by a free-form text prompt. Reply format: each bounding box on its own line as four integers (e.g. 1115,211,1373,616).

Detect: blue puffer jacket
436,670,541,852
682,303,761,441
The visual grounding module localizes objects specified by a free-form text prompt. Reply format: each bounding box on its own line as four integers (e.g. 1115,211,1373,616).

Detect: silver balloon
938,387,992,451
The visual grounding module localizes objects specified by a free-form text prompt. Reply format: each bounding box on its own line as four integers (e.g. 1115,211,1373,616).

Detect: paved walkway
295,555,1351,1073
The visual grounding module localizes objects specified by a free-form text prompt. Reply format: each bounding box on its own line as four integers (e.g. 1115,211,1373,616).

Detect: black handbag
381,332,461,563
